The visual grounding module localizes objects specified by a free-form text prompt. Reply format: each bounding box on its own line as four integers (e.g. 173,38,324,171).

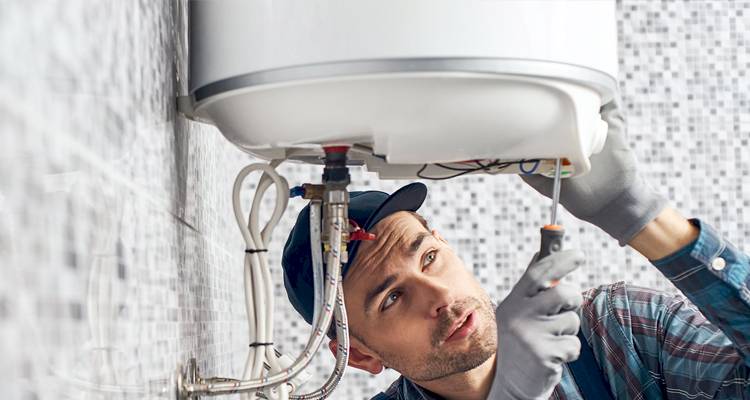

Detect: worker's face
339,211,497,382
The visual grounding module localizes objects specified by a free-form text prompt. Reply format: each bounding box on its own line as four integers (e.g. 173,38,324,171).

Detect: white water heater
184,0,618,178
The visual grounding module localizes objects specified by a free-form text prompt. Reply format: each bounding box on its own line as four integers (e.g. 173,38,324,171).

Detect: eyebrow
407,232,431,256
362,231,432,314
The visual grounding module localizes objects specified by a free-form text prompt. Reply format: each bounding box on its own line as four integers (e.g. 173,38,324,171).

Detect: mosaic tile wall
1,1,748,399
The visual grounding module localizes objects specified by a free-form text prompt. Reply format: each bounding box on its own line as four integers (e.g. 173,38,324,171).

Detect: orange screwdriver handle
539,224,565,287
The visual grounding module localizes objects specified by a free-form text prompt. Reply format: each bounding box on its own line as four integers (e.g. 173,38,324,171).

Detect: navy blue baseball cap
282,182,428,325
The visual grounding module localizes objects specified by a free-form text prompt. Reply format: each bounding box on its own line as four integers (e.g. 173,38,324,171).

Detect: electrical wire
350,145,543,180
416,164,479,180
349,143,387,161
434,163,478,171
518,159,541,174
416,159,525,180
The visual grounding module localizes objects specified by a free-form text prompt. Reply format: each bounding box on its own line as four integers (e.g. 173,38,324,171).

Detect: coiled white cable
189,205,341,395
232,162,289,400
228,162,349,400
251,164,291,400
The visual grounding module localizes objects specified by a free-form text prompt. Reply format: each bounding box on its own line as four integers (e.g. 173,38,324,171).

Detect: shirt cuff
651,219,750,299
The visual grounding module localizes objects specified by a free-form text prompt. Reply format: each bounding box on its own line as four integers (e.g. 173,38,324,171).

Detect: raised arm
522,100,750,378
635,209,750,365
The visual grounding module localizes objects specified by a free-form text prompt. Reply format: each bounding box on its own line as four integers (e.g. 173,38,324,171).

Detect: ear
328,338,384,375
432,229,448,244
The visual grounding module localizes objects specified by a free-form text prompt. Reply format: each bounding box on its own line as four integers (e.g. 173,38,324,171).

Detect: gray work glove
488,250,585,400
521,101,668,246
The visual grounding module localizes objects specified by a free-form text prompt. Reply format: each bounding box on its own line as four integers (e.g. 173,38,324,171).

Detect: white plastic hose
183,212,344,395
215,162,346,399
232,162,289,400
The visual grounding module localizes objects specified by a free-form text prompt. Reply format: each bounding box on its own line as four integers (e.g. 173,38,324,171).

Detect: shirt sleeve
576,219,750,398
651,218,750,366
580,283,750,399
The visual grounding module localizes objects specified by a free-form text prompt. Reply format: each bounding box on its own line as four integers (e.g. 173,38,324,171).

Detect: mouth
444,310,477,344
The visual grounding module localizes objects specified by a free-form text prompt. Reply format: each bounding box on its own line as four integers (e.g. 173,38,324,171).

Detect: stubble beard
373,293,498,382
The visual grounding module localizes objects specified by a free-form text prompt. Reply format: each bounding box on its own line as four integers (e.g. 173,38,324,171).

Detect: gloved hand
521,101,668,246
487,250,585,400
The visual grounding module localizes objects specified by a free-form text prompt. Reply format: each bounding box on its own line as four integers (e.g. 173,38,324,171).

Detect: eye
382,291,401,311
422,249,438,269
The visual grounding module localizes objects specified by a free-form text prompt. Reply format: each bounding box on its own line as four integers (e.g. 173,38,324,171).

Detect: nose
417,277,455,318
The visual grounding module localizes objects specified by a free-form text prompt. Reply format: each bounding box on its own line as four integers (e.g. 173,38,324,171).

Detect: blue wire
289,186,305,198
519,159,540,175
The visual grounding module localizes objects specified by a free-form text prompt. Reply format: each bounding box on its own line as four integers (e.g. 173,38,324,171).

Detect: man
282,103,750,399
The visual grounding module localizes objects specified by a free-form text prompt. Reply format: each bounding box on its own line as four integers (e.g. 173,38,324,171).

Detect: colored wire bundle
416,159,540,180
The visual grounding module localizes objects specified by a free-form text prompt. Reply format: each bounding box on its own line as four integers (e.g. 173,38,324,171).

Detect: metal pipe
550,158,562,226
180,150,353,399
309,201,324,328
181,208,345,397
290,282,349,400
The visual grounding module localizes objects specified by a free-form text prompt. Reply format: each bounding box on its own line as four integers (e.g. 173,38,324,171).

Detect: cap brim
346,182,428,273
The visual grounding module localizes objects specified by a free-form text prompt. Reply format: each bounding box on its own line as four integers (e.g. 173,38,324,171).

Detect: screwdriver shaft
550,158,562,226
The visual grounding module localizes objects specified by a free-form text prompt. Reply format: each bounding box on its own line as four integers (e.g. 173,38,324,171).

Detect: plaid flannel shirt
372,219,750,400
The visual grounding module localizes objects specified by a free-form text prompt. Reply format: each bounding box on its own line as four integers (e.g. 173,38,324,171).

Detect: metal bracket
175,358,200,400
176,95,214,125
177,358,266,399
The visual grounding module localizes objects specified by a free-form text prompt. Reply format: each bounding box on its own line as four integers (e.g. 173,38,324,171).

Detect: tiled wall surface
1,1,748,399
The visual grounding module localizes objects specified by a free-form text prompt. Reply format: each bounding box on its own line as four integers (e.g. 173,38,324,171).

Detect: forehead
371,211,423,240
347,211,428,278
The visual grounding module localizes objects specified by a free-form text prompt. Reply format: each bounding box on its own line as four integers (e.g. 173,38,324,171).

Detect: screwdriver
538,158,565,263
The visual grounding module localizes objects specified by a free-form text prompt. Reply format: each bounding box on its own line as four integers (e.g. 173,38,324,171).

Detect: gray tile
1,1,748,399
